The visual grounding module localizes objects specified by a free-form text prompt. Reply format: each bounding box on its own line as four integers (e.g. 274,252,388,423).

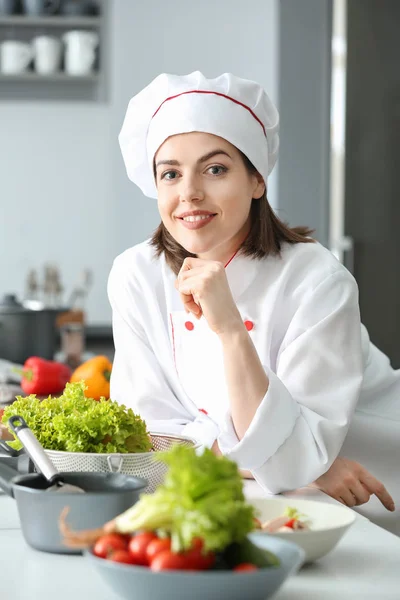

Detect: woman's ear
252,172,266,199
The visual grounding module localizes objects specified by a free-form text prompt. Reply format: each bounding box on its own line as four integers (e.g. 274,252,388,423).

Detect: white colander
43,433,198,493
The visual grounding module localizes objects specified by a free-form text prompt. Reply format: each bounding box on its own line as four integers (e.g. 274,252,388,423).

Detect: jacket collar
224,251,259,302
161,250,259,311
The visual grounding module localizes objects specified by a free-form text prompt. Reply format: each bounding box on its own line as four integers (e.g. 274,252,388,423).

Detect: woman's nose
179,177,205,203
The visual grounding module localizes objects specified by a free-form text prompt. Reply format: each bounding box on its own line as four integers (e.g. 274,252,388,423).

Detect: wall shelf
0,72,99,82
0,4,105,101
0,16,102,28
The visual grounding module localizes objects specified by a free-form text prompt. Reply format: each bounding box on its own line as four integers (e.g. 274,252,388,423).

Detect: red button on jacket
244,320,254,331
185,321,194,331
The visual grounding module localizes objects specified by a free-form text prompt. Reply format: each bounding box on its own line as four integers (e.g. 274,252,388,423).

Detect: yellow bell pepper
70,355,112,400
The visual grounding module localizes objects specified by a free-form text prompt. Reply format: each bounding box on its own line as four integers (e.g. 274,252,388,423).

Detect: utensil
63,30,99,76
249,497,356,563
21,0,59,15
0,461,147,553
8,415,84,494
0,439,21,457
60,0,93,16
0,440,32,476
0,293,68,364
85,533,304,600
33,35,63,75
0,0,17,15
44,432,199,493
0,40,33,75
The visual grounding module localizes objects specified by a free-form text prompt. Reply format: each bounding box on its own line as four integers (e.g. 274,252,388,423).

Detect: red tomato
146,538,172,563
128,532,159,566
185,538,215,570
109,550,137,565
233,563,258,572
284,518,296,529
93,533,128,559
150,550,194,572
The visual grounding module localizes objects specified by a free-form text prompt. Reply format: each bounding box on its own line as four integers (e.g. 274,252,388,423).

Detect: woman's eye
161,170,179,181
206,165,227,176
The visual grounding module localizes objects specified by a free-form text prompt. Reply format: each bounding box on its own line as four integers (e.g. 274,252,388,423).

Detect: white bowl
249,497,356,563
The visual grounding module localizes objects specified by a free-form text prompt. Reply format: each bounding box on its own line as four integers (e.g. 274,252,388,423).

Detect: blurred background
0,0,399,367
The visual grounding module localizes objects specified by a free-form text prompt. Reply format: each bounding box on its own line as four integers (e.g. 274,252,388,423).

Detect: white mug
0,41,32,74
63,30,99,76
33,35,62,75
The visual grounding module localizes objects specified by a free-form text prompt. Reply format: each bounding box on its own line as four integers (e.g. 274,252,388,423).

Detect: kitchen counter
1,481,400,599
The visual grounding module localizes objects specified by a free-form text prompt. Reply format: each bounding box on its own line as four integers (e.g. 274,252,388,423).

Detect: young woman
109,71,399,533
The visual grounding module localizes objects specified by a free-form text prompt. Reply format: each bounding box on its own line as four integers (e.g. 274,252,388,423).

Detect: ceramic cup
0,41,33,74
63,30,98,75
33,35,62,74
21,0,59,15
0,0,17,14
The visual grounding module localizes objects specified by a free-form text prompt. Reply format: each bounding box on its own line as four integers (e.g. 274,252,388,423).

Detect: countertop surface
1,481,400,599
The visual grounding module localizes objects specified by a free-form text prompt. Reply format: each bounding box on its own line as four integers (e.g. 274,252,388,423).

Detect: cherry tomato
233,563,258,572
93,533,128,559
128,532,159,566
109,550,137,565
146,538,172,563
185,538,215,570
284,518,296,529
150,550,194,572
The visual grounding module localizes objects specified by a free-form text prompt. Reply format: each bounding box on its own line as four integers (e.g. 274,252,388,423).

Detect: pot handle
0,460,18,497
0,440,20,457
8,416,59,484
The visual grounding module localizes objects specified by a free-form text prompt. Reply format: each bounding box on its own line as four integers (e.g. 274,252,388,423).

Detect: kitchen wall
0,0,279,324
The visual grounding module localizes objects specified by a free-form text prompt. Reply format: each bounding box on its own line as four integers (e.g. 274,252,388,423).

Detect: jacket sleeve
217,271,365,493
108,261,219,448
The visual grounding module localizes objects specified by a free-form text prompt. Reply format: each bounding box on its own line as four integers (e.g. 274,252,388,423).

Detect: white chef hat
119,70,279,199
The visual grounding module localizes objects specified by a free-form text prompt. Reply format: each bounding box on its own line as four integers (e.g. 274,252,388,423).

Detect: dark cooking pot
0,294,68,363
0,461,147,554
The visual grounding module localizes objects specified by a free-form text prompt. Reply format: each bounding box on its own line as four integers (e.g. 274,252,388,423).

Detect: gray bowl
85,533,304,600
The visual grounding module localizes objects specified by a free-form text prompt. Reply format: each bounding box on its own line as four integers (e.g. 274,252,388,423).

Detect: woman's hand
175,257,243,335
310,457,395,511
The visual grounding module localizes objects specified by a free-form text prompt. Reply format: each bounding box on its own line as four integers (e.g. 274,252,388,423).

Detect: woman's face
154,132,265,263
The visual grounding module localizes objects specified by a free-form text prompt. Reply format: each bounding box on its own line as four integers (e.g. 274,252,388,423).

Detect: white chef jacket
108,239,400,533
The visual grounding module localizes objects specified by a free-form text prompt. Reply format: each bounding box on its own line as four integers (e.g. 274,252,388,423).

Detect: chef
109,71,399,534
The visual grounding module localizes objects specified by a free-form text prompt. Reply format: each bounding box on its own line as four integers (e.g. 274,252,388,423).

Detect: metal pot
0,461,147,553
0,294,67,363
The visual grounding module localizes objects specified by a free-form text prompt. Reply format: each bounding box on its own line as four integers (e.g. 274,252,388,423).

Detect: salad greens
1,381,152,454
114,444,256,554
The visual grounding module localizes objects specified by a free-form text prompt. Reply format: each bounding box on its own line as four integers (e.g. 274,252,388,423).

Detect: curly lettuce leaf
1,381,152,454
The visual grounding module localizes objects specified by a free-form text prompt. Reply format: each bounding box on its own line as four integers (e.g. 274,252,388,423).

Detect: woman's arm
219,326,269,439
216,271,365,492
177,259,366,493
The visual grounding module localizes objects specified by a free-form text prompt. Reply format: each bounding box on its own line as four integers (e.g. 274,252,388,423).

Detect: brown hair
150,151,314,275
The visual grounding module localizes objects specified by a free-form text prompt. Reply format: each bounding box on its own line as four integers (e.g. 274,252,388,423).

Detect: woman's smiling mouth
176,211,217,230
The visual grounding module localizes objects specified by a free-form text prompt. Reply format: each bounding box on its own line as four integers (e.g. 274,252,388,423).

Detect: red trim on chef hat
119,71,279,199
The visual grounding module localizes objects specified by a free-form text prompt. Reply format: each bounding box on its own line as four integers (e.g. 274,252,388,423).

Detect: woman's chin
176,234,216,257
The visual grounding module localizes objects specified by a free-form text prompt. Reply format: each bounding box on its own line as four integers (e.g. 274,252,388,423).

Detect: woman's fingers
361,473,395,511
337,489,357,507
174,276,202,317
348,480,371,506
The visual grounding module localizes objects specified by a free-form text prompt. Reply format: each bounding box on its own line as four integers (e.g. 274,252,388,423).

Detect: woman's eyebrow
155,158,180,168
197,149,232,163
155,149,232,170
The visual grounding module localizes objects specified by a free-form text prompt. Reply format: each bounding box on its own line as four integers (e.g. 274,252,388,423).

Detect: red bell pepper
20,357,71,396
